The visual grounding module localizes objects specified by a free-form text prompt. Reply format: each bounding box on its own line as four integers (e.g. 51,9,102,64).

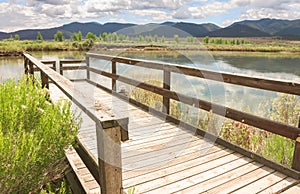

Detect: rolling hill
0,18,299,40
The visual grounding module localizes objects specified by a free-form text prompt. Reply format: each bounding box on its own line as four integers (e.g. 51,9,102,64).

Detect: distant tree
9,34,13,41
111,32,118,42
187,36,194,43
73,32,78,41
100,32,108,41
14,34,20,41
236,39,240,45
154,34,158,42
78,31,82,41
54,31,64,42
37,32,43,42
118,34,126,42
174,34,179,44
138,35,144,42
203,36,209,44
161,35,165,43
85,32,97,41
145,35,152,43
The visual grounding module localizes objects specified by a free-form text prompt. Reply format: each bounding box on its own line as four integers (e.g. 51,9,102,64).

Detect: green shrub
0,77,79,193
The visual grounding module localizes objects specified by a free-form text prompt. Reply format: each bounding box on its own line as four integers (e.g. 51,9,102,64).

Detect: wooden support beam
59,61,63,75
96,120,125,194
40,71,49,89
163,70,170,114
86,56,90,80
292,117,300,172
112,61,116,92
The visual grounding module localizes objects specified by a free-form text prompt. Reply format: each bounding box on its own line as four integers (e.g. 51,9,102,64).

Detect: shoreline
1,40,299,57
1,47,300,57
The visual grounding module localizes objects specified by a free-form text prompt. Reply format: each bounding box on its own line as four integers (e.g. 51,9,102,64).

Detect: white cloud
189,1,236,19
240,8,300,20
0,0,299,32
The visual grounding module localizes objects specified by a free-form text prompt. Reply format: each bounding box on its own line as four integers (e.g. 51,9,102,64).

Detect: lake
1,50,299,117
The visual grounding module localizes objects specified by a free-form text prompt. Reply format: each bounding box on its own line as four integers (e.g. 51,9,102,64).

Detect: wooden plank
149,158,257,194
123,143,223,179
124,126,183,145
258,177,298,194
232,171,288,193
174,161,261,194
60,59,86,64
61,66,87,71
123,148,233,188
128,123,176,137
122,135,200,161
204,166,275,194
165,65,300,96
282,183,300,194
123,132,197,154
65,146,100,193
129,152,242,193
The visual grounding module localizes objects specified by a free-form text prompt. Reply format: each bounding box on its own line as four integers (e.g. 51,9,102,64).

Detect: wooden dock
24,53,300,193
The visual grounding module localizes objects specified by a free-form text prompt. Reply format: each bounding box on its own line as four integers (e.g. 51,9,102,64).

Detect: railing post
96,118,128,194
112,61,116,92
59,61,63,75
29,61,34,75
40,71,49,89
52,61,57,71
86,56,90,80
163,69,171,114
292,117,300,171
24,57,29,75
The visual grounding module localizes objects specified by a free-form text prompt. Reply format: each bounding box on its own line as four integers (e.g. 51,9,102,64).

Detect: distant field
0,37,299,56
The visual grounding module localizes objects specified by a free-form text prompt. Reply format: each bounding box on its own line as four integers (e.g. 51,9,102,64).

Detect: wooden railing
83,53,300,171
23,53,128,194
24,52,300,192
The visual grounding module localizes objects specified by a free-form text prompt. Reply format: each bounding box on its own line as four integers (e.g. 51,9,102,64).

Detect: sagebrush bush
0,77,79,193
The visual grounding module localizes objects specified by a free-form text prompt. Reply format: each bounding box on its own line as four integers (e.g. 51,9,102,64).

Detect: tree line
5,31,251,45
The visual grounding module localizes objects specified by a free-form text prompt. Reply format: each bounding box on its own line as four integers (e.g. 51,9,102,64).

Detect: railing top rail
23,53,128,129
86,53,300,96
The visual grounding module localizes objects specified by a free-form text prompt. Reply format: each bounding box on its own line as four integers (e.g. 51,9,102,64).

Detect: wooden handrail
87,66,300,140
86,53,300,96
39,53,300,172
23,53,128,194
85,53,300,171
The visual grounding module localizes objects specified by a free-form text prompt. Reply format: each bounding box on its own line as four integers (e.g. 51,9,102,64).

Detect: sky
0,0,299,32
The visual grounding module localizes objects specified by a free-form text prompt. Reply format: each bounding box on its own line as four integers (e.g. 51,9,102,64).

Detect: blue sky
0,0,299,32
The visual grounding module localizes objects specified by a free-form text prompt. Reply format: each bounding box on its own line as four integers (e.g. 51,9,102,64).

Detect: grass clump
0,77,79,193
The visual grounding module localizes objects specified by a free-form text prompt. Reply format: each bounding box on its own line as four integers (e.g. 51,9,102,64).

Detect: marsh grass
220,94,299,167
1,38,299,55
0,77,79,193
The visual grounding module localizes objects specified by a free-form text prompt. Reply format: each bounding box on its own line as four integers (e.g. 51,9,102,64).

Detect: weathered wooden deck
50,82,300,193
24,52,300,194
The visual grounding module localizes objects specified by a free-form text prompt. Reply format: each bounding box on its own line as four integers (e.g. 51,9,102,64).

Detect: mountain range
0,18,299,40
